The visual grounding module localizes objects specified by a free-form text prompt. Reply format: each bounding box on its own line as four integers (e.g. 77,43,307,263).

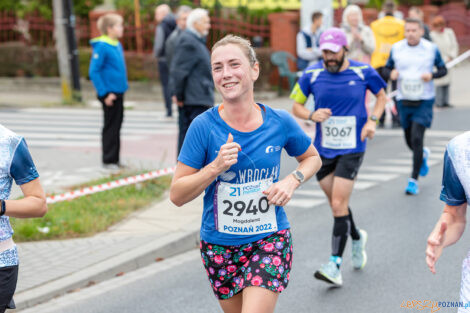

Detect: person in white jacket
341,4,375,63
430,15,459,108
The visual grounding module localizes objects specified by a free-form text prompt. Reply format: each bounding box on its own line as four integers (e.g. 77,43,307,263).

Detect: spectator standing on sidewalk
408,7,432,41
153,4,176,118
165,5,192,71
431,15,459,108
0,124,48,312
170,8,214,154
89,13,128,170
341,4,375,63
371,0,404,128
296,11,323,71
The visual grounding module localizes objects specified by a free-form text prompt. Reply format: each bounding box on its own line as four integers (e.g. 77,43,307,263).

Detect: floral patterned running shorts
200,229,293,300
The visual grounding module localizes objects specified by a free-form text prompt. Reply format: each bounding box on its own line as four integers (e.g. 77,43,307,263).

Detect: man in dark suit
170,8,214,154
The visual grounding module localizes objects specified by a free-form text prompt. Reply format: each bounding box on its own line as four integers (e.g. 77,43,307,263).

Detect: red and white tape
46,166,176,204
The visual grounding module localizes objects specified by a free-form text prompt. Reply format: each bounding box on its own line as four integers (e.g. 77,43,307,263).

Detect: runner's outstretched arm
3,178,47,218
360,88,386,141
426,203,467,274
370,88,387,120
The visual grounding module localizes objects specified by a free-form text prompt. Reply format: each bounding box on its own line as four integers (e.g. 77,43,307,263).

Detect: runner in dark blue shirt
291,27,387,286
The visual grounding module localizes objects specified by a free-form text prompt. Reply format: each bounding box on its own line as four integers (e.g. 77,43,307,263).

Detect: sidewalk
14,195,203,311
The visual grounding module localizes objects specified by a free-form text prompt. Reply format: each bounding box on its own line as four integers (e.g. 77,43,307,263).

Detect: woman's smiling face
211,43,259,102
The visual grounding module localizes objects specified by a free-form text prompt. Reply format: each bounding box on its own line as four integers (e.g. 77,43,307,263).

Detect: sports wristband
0,200,5,216
308,111,315,122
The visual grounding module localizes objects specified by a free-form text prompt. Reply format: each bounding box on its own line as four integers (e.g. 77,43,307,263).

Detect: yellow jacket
370,16,405,68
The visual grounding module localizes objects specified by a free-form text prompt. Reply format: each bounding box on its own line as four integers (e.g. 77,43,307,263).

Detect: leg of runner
314,175,358,286
348,208,360,240
404,122,427,195
241,286,278,313
330,177,355,265
319,173,359,240
219,292,243,313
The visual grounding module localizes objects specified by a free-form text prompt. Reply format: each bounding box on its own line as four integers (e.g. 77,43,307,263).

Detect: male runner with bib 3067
170,35,321,313
291,27,387,287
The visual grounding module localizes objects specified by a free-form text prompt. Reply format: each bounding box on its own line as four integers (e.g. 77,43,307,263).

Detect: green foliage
10,171,172,242
0,0,53,19
236,5,282,19
74,0,104,18
114,0,196,18
366,0,424,9
0,43,58,77
0,0,104,19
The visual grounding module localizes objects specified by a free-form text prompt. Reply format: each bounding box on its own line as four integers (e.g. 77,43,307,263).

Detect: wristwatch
369,115,378,122
0,200,5,216
308,111,315,122
291,170,305,184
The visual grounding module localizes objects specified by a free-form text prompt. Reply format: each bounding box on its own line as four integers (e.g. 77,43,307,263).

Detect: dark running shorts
200,229,292,300
316,152,365,181
0,265,18,312
397,99,434,129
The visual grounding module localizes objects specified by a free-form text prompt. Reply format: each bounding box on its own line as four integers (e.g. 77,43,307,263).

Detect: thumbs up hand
211,133,242,174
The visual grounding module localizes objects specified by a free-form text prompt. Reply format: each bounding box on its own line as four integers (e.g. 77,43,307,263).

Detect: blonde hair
212,35,258,66
97,13,123,35
342,4,364,27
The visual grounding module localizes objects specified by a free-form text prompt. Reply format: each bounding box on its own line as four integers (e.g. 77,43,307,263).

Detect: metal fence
0,10,271,53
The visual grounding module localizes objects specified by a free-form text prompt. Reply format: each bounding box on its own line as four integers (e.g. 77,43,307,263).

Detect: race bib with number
214,178,277,235
321,116,357,149
400,78,424,100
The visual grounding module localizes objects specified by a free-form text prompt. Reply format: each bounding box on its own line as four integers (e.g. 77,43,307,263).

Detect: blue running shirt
290,60,386,159
178,104,312,245
0,124,39,267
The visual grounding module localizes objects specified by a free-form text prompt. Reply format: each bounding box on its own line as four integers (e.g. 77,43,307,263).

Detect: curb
14,227,200,310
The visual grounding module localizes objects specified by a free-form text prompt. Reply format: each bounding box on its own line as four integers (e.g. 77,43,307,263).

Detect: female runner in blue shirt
170,35,322,313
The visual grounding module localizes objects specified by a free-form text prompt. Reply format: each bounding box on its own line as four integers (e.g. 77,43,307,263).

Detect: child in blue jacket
89,13,128,170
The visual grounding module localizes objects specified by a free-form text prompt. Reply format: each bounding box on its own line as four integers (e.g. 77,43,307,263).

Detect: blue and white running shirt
386,39,445,101
290,60,386,159
440,131,470,206
178,104,311,245
0,124,39,267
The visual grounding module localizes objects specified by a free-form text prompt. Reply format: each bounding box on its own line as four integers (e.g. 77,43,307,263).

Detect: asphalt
4,59,470,311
